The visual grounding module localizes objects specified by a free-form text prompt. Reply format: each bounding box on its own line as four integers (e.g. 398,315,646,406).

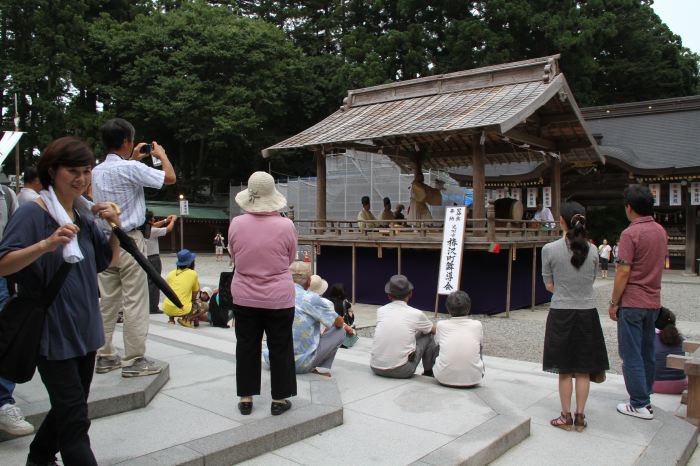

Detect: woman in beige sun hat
228,171,297,417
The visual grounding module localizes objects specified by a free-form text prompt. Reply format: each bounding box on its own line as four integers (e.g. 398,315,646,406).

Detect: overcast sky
652,0,700,54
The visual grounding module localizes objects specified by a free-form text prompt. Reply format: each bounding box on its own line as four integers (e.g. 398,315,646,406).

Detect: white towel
39,187,95,263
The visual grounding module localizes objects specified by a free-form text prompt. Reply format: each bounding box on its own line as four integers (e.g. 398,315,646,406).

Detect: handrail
293,217,559,241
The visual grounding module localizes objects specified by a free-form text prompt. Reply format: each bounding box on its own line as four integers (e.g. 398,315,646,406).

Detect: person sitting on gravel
163,249,200,328
427,290,484,387
370,275,437,379
286,262,354,376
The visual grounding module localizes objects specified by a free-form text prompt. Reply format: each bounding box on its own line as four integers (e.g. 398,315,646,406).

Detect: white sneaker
616,402,653,420
0,403,34,436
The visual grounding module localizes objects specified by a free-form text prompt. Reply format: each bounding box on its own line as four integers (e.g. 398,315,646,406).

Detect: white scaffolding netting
231,150,473,235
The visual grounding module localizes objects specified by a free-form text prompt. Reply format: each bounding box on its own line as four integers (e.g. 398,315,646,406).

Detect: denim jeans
618,307,660,408
0,277,15,407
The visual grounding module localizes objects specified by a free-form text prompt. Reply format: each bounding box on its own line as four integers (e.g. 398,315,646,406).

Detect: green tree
90,1,320,195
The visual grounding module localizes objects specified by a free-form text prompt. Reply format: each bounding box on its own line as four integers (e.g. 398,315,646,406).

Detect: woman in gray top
542,202,609,433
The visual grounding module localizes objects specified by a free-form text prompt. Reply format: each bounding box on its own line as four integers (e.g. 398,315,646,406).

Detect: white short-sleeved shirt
92,154,165,231
533,207,554,223
17,188,39,207
434,317,484,386
370,300,434,370
598,244,612,260
146,226,167,257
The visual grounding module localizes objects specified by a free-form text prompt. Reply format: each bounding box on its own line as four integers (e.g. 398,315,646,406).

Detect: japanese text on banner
438,206,467,294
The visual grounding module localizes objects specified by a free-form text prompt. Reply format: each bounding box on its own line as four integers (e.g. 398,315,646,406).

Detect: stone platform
0,359,169,443
1,308,698,465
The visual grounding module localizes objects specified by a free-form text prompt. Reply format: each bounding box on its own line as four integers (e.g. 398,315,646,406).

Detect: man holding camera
92,118,176,377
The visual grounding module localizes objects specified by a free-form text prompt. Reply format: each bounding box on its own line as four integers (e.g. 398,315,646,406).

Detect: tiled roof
583,96,700,171
265,55,601,169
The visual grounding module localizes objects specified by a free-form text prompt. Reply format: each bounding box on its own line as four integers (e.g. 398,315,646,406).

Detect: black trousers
28,352,97,466
147,254,162,313
233,304,296,400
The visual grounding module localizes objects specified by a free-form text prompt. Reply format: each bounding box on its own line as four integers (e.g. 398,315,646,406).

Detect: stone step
1,360,170,443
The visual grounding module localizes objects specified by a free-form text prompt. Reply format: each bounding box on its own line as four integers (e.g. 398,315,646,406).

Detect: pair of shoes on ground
617,403,653,420
95,355,162,377
149,309,163,314
550,412,587,432
237,400,292,416
0,402,33,436
177,317,198,328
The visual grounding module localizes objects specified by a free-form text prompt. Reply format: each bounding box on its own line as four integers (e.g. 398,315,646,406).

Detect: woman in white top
542,202,609,433
432,291,484,387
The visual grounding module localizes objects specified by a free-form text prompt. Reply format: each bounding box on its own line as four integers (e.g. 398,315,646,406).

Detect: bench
666,340,700,423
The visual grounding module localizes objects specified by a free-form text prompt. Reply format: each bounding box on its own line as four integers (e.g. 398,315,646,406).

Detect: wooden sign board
691,182,700,206
649,184,660,206
669,183,682,206
542,186,552,207
437,206,467,295
526,187,537,208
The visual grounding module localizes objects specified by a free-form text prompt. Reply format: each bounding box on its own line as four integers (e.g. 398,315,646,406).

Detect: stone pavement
1,255,697,464
1,313,696,465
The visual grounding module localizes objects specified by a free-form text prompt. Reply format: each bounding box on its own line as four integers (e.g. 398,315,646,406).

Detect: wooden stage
296,211,557,315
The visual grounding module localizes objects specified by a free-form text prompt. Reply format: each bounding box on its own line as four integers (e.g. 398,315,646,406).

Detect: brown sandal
550,412,573,431
574,413,587,432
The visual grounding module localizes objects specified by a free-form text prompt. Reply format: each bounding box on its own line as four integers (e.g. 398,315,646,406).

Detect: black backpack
208,292,229,328
217,271,234,310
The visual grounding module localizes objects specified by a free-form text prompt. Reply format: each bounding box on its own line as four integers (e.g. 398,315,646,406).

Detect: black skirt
543,308,610,377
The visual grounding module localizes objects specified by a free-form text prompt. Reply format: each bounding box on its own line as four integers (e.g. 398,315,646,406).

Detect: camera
139,144,152,155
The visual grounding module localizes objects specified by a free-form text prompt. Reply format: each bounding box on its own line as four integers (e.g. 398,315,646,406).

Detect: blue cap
176,249,196,267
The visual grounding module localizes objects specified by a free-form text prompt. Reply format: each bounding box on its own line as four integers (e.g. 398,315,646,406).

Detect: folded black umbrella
111,225,185,310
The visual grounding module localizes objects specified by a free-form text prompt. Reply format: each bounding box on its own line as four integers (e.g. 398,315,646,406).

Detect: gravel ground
162,253,700,376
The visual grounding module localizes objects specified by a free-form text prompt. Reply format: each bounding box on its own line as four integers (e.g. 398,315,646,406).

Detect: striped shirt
92,154,165,231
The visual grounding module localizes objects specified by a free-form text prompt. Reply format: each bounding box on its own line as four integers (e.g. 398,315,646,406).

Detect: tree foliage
0,0,698,192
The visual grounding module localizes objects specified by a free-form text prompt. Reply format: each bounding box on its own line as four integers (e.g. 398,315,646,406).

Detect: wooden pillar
505,247,513,318
551,158,561,223
351,243,356,305
685,192,697,275
531,246,537,311
397,245,402,275
472,137,485,235
316,151,327,232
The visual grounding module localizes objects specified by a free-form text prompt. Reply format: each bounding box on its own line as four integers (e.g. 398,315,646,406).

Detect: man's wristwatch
609,299,617,306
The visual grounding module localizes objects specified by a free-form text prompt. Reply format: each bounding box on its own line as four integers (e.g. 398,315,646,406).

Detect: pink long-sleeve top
228,212,298,309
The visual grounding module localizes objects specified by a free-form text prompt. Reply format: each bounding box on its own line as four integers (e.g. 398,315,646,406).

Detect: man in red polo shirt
609,185,667,420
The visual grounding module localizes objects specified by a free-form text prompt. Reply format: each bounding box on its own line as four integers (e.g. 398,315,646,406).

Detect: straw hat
235,171,287,213
309,275,329,296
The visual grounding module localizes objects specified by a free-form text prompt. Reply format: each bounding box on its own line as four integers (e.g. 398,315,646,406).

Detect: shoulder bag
0,262,72,383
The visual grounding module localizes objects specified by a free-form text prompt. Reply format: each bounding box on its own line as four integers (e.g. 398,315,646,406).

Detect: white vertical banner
542,187,552,207
497,188,507,199
437,207,467,295
649,184,661,206
669,183,682,206
690,182,700,206
179,200,189,216
526,187,537,208
485,190,492,202
510,188,521,201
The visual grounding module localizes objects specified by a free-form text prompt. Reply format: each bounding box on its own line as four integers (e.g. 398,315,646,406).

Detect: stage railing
294,216,559,242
